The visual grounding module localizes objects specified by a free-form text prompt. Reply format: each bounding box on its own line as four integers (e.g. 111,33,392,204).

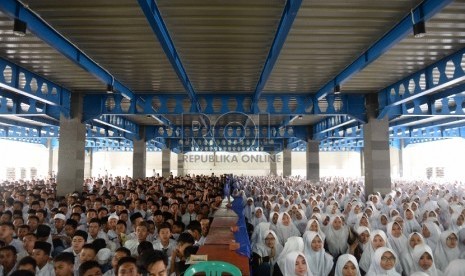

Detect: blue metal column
57,93,86,195
364,94,391,198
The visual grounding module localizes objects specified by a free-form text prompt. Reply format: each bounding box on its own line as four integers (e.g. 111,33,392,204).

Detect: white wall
0,140,49,180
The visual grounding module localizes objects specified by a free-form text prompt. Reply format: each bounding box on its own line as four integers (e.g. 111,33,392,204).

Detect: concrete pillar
57,93,86,196
398,140,404,178
306,140,320,182
133,127,146,179
47,138,53,178
283,142,292,177
84,148,93,178
162,149,171,178
364,94,391,198
178,153,184,176
270,152,277,175
360,148,365,176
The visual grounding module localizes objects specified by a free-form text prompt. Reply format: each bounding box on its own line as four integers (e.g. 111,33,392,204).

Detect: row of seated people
0,173,232,275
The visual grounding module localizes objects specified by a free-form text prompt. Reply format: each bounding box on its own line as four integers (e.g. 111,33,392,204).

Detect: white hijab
411,244,443,276
275,212,301,245
443,259,465,276
359,229,389,273
334,254,361,276
434,230,460,271
252,230,283,265
276,236,304,272
282,251,313,276
386,221,408,256
366,247,401,276
302,231,333,276
324,215,349,257
422,221,441,252
400,232,426,276
250,207,267,228
305,219,326,241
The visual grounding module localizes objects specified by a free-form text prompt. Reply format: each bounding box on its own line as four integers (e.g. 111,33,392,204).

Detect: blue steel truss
379,47,465,119
315,0,454,100
83,93,366,117
0,58,70,118
138,0,200,112
252,0,303,111
0,0,135,101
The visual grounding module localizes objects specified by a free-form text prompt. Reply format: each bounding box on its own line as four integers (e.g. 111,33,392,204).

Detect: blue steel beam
379,47,465,119
0,0,135,101
0,58,70,117
138,0,200,112
0,90,62,119
84,93,365,116
252,0,303,111
92,115,139,139
315,0,454,100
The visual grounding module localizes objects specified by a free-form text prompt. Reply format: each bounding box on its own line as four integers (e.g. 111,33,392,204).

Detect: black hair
116,256,138,274
54,252,75,265
79,261,101,276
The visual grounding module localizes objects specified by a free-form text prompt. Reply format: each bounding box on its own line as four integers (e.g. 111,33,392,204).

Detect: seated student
145,250,168,276
79,261,102,276
169,232,195,276
0,245,18,276
103,247,131,276
0,222,24,255
17,255,37,274
54,252,75,276
171,221,184,240
63,230,88,272
137,241,155,257
124,221,150,256
116,256,140,276
186,221,204,246
32,241,55,276
16,224,30,241
152,222,176,259
79,244,97,267
282,251,312,276
334,254,362,276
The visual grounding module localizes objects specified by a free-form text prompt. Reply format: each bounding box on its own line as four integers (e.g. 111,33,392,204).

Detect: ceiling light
411,10,426,38
13,19,27,37
334,85,341,95
106,84,114,94
413,21,426,38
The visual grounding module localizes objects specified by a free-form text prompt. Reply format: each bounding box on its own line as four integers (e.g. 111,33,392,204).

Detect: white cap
54,213,66,221
108,214,119,221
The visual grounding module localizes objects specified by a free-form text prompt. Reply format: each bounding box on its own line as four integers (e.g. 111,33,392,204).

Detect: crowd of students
1,174,465,276
0,174,228,276
243,176,465,276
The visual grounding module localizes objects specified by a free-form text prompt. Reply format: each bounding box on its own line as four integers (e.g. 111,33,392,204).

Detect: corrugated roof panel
0,12,103,91
21,0,185,93
156,0,285,93
263,0,423,94
344,0,465,93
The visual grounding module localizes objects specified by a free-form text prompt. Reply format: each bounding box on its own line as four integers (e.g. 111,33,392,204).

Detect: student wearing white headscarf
324,215,349,258
305,219,326,241
274,212,301,245
458,228,465,259
411,244,444,276
273,236,304,276
359,229,391,274
282,251,314,276
443,259,465,276
434,231,460,271
250,207,267,228
386,221,408,257
294,209,308,235
366,247,401,276
250,222,270,248
243,197,256,221
449,213,464,232
252,230,283,275
422,221,441,252
404,208,422,235
302,231,333,276
334,254,362,276
400,232,426,276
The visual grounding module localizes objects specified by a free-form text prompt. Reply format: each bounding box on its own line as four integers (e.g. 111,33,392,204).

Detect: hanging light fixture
106,84,114,94
411,10,426,38
13,19,27,36
334,84,341,95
